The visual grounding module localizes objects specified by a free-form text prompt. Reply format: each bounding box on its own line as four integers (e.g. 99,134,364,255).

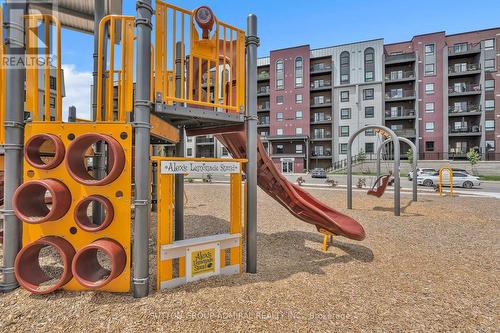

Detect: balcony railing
311,133,332,140
448,63,481,74
448,104,481,114
310,63,332,72
385,90,415,99
196,137,215,144
258,72,270,80
384,52,416,64
258,102,270,110
311,98,332,106
311,116,332,122
311,80,332,89
385,109,416,118
449,125,481,134
258,86,270,94
311,151,332,157
257,120,270,126
448,43,481,56
393,128,416,137
448,84,481,94
385,71,415,81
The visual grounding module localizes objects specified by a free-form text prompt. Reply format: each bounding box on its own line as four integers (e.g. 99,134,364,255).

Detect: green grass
479,175,500,181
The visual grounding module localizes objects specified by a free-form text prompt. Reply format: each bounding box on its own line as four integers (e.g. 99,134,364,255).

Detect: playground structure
347,125,401,216
438,167,454,196
0,1,366,297
376,137,418,202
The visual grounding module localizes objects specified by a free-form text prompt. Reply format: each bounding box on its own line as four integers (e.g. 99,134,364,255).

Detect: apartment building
179,27,499,172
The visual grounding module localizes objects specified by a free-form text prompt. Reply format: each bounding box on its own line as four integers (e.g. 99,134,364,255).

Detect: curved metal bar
347,125,400,216
376,137,418,202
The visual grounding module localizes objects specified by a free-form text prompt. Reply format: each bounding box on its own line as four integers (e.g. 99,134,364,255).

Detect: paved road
283,173,500,195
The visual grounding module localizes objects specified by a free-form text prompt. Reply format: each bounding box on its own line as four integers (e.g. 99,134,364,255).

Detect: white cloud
61,64,92,120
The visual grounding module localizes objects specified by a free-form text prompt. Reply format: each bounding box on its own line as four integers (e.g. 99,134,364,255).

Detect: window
221,147,229,156
340,91,349,102
50,97,56,108
391,124,403,131
295,94,303,103
425,122,435,133
364,47,375,82
276,144,284,154
276,60,284,89
187,137,193,142
314,146,324,155
485,79,495,91
276,128,283,136
187,148,193,156
295,144,303,154
295,57,303,88
314,113,325,122
453,43,468,53
276,95,284,105
365,106,374,118
340,51,350,84
295,111,303,120
485,100,495,112
484,59,495,71
365,143,374,153
340,126,349,137
486,140,495,152
276,112,283,121
363,88,374,100
425,63,435,75
425,83,435,94
425,102,435,113
340,108,351,120
425,141,435,152
49,76,56,90
365,129,375,136
295,127,303,135
484,39,495,50
485,120,495,131
314,128,325,138
425,44,435,55
340,143,348,155
313,95,325,105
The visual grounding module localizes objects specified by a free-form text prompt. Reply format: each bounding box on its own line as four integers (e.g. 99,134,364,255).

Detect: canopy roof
27,0,123,34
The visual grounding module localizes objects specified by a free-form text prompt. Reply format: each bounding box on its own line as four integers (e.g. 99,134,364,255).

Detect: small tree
466,149,480,175
357,148,367,173
407,148,414,164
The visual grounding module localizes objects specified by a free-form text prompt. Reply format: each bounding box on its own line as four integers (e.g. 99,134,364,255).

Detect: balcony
448,104,481,117
448,43,481,57
385,90,415,101
311,151,332,159
385,109,416,120
310,116,332,124
258,102,270,111
257,118,270,127
196,137,215,145
385,71,415,83
258,72,270,81
257,86,270,96
449,125,482,136
310,97,332,108
448,84,481,96
385,52,416,65
310,133,332,141
310,80,332,91
393,128,416,137
310,63,332,75
448,63,481,77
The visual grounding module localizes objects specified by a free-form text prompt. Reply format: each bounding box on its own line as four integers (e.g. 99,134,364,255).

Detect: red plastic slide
216,131,365,241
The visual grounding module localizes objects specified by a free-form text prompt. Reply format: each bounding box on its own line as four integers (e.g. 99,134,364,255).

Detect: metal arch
347,125,401,216
376,137,418,202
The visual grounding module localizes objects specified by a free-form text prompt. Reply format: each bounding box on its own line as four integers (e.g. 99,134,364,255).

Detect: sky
6,0,500,117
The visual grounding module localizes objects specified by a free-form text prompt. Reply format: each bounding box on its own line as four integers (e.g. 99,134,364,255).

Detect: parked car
408,168,437,180
311,168,327,178
417,171,480,189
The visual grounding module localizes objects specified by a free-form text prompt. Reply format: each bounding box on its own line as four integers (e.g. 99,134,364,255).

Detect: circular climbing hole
13,180,71,223
14,237,75,294
74,195,114,232
24,134,65,170
66,134,125,186
72,239,126,289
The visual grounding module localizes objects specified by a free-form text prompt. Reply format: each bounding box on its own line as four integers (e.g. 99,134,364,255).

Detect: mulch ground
1,184,498,332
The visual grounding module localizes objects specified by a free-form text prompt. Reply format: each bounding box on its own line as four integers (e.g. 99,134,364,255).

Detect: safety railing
97,15,135,122
155,1,246,113
25,14,62,122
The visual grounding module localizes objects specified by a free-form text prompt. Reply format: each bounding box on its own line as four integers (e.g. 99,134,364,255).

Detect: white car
408,168,437,180
417,171,480,189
